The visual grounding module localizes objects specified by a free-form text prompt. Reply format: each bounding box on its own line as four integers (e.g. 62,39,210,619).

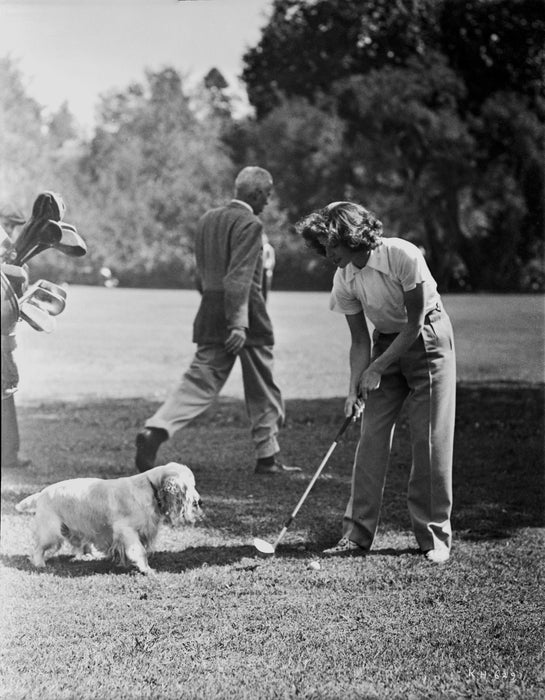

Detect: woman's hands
344,391,365,419
344,365,382,418
358,365,382,398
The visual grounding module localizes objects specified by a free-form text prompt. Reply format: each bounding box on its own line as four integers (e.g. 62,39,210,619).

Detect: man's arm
223,218,263,354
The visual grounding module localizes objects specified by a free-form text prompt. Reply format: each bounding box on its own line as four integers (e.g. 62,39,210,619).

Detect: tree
440,0,545,111
241,0,545,290
0,57,54,207
242,0,439,118
76,67,236,286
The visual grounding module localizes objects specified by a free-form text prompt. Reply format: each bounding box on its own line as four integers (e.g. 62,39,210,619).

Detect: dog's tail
15,492,41,513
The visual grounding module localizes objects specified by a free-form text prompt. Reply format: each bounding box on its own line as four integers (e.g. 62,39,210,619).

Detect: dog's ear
157,476,185,524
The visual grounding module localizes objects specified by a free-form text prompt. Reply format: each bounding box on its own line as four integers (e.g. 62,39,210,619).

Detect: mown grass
1,386,544,699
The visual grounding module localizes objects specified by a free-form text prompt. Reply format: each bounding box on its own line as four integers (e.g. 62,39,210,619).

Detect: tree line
1,0,543,291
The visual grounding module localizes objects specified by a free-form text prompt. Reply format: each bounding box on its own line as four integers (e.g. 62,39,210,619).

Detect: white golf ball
308,560,321,571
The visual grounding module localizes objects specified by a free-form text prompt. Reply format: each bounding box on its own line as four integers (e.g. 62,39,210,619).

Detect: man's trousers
343,310,456,553
146,344,285,459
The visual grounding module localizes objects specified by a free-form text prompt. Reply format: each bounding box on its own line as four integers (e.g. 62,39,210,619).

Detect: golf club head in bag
34,279,67,301
56,223,87,257
18,221,86,264
31,191,65,222
20,285,66,317
19,300,56,333
14,219,63,265
0,225,15,263
12,191,65,265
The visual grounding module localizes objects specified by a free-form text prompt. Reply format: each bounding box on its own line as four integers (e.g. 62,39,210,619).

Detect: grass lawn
1,289,544,699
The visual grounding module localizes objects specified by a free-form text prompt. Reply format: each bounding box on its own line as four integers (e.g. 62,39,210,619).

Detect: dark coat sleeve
223,218,263,330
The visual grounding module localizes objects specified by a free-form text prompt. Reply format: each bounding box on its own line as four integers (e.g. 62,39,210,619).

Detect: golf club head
1,263,29,297
15,219,63,265
25,288,66,316
0,225,15,263
19,222,85,263
19,300,56,333
31,191,65,222
35,279,67,301
253,537,276,555
57,225,87,257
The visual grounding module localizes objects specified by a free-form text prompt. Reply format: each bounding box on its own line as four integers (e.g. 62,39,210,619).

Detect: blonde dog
16,462,202,574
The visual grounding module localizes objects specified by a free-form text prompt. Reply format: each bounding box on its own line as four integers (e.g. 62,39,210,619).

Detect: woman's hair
295,201,383,257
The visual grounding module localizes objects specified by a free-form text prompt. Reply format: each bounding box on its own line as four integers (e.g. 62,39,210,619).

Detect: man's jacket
192,201,274,346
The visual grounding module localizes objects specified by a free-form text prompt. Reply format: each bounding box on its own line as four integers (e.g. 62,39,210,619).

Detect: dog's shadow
0,545,264,577
1,544,419,577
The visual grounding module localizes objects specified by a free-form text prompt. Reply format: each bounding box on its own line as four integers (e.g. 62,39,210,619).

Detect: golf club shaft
273,414,356,548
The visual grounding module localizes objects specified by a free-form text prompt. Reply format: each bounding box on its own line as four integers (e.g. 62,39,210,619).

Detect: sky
0,0,275,132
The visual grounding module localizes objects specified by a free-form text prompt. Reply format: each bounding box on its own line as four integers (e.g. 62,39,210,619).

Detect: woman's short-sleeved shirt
330,237,441,333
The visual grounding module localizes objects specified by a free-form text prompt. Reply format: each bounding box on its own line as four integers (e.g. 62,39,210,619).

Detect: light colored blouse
330,237,441,333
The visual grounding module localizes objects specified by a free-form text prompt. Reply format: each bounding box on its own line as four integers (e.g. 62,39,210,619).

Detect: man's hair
295,201,383,257
234,167,273,198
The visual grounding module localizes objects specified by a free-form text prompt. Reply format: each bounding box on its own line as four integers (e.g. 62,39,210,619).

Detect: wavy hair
296,201,383,257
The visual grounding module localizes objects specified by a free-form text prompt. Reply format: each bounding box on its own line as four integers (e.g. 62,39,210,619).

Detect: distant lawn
13,288,545,403
1,288,543,698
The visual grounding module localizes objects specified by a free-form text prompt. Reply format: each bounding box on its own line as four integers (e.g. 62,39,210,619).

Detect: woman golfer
296,202,456,563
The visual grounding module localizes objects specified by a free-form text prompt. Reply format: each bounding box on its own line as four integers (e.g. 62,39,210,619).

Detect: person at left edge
135,166,300,476
1,203,32,471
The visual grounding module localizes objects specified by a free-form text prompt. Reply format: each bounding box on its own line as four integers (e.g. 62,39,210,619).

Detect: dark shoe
322,537,367,556
1,457,32,470
254,459,302,475
135,428,167,472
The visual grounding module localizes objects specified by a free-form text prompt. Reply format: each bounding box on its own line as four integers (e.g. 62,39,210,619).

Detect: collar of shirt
230,199,254,213
345,245,389,280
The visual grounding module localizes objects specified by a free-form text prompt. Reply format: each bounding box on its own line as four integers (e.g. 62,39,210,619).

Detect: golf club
21,287,66,316
19,223,86,264
31,191,65,222
19,300,56,333
14,220,63,265
34,279,68,301
253,407,361,555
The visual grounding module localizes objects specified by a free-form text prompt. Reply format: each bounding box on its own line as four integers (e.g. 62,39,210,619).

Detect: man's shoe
424,548,450,564
135,428,167,473
1,457,32,470
254,459,302,475
322,537,366,556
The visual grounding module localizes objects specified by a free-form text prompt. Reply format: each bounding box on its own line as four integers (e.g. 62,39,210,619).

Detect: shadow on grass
2,384,543,550
1,543,421,577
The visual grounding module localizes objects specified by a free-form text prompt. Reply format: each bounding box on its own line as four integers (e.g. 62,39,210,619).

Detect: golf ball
308,561,321,571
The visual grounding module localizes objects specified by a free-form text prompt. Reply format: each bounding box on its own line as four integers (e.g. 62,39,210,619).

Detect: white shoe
424,548,450,564
322,537,366,556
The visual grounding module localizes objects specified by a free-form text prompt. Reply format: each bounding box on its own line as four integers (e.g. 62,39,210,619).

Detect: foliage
72,68,236,287
2,0,544,291
241,0,440,118
241,0,545,291
0,58,55,206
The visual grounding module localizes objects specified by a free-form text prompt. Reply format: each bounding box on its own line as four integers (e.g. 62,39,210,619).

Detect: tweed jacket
192,201,274,346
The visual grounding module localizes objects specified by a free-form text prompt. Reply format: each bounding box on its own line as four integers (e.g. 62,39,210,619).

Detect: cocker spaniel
16,462,202,574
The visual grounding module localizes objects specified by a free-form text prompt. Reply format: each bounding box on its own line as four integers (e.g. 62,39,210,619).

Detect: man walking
135,167,299,475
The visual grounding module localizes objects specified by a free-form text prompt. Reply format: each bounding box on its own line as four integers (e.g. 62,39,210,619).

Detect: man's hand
225,327,247,355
